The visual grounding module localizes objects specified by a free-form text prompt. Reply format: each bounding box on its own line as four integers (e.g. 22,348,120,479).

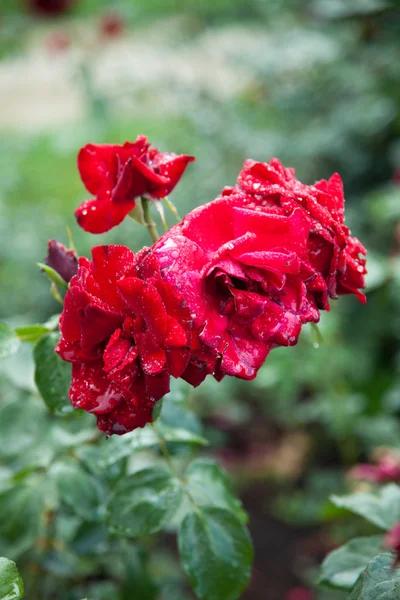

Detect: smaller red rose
75,136,194,234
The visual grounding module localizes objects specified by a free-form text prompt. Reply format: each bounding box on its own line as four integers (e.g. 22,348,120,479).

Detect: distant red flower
349,456,400,484
150,158,366,385
27,0,75,16
393,168,400,185
384,522,400,566
46,31,71,53
100,13,125,38
75,136,194,234
56,245,191,434
286,587,313,600
45,240,78,283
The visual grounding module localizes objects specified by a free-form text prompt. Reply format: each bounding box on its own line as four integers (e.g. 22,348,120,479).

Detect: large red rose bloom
75,136,194,234
56,245,192,434
150,158,366,385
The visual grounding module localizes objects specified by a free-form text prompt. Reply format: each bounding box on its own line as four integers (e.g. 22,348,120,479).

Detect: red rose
45,239,78,283
56,245,191,434
150,158,366,384
75,136,194,234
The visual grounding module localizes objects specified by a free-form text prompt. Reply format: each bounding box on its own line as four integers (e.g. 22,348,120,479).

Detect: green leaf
0,485,45,559
78,427,161,470
178,506,253,600
330,485,400,530
160,395,202,436
0,399,48,460
37,262,69,288
185,459,247,523
107,466,183,538
319,536,383,590
54,461,103,521
348,553,400,599
34,333,71,414
157,423,208,446
15,325,50,343
0,323,20,360
91,423,207,470
0,557,24,599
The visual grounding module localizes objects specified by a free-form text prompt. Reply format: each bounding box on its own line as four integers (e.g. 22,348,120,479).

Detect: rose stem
141,197,160,243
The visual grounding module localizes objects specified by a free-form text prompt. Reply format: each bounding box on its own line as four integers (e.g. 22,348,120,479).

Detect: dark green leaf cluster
0,340,252,600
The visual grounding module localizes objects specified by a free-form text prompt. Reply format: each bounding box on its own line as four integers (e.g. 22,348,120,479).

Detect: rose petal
75,196,135,234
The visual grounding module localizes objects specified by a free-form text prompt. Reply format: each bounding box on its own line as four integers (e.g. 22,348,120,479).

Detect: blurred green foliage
0,0,399,598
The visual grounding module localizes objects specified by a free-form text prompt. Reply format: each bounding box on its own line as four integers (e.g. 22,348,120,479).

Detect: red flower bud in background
75,136,194,234
349,454,400,484
100,12,125,38
45,31,71,53
56,245,191,435
45,240,78,283
151,158,366,385
384,522,400,566
285,587,314,600
27,0,75,16
393,168,400,185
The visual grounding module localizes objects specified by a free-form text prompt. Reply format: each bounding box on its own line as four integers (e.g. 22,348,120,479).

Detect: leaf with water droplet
107,466,183,537
34,333,72,414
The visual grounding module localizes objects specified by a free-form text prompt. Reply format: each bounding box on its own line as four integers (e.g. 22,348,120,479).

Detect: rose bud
45,240,78,284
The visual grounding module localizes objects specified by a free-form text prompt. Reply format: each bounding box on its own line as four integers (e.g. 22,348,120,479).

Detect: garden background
0,0,399,598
